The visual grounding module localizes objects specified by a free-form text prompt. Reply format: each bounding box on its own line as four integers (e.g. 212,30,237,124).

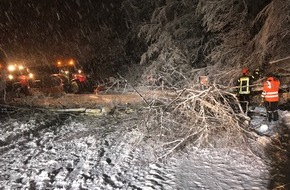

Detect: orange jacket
261,77,280,102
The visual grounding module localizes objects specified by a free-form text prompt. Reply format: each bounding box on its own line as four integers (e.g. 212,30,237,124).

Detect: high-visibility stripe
266,92,278,95
264,91,278,98
262,91,278,97
239,77,250,94
265,95,279,98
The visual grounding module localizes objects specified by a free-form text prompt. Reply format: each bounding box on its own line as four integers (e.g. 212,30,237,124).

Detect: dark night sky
0,0,126,65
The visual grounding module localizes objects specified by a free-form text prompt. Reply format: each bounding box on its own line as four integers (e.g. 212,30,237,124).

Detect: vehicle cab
53,59,91,93
1,63,34,95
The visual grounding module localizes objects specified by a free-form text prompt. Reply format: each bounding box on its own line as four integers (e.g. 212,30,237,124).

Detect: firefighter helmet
242,68,249,75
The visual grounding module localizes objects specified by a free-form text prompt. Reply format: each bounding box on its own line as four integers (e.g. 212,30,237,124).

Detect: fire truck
0,63,34,96
51,59,93,93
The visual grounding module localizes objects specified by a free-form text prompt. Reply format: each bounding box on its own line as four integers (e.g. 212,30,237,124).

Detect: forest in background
123,0,290,87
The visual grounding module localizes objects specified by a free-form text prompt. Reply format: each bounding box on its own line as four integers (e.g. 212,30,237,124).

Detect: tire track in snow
173,148,269,190
0,114,272,189
79,121,176,190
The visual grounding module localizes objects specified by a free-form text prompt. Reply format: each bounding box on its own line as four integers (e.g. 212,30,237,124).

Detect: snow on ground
249,106,289,135
173,148,268,190
0,108,289,189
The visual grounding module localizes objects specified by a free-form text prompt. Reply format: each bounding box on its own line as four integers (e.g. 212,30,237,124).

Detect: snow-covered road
0,108,287,189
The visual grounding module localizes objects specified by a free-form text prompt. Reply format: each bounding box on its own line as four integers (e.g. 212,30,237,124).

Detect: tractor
0,63,34,96
51,59,93,94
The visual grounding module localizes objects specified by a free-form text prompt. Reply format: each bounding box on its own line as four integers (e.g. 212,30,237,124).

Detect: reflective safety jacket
261,77,280,102
237,76,251,94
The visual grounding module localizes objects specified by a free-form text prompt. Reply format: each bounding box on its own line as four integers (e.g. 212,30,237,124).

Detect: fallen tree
135,0,290,155
139,82,252,159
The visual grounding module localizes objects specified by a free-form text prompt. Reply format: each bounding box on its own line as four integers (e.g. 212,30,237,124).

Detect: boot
267,111,273,122
273,110,279,121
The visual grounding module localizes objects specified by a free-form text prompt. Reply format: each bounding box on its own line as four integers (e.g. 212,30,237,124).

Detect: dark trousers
238,94,250,114
264,101,279,122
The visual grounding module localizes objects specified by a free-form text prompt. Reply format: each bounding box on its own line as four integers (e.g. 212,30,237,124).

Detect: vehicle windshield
57,62,82,74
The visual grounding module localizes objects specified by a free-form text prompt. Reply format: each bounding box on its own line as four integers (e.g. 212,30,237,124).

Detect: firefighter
237,68,253,114
252,68,261,81
261,73,280,122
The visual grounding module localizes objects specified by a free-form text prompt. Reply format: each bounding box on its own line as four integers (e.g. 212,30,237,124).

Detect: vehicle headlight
8,65,16,71
19,65,24,70
78,69,82,74
29,73,34,79
69,59,74,65
8,74,14,80
65,71,69,74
